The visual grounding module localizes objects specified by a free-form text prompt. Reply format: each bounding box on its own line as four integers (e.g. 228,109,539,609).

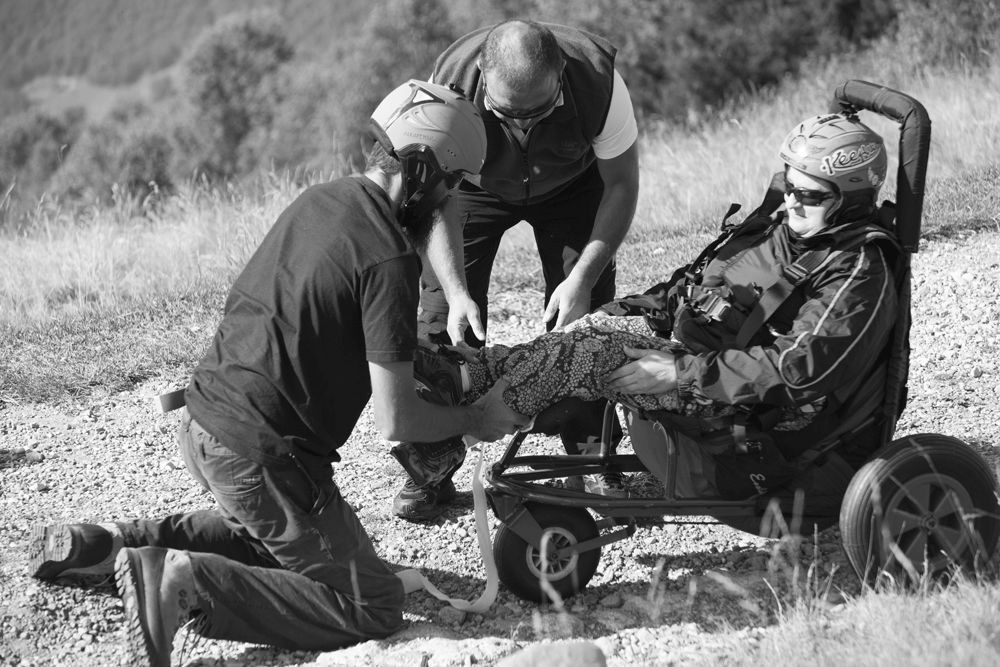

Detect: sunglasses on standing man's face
783,175,838,206
483,78,563,122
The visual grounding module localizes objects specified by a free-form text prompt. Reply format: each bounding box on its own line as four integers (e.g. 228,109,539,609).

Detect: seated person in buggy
408,110,899,501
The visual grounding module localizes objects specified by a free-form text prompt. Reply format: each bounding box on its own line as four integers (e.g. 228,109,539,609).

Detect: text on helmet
821,142,882,176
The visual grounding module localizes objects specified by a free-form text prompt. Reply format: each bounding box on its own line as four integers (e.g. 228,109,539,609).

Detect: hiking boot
392,477,458,522
29,523,122,580
390,437,467,488
584,471,631,499
412,345,467,407
115,547,199,667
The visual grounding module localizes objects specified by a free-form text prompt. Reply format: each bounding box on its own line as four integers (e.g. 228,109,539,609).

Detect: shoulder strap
686,172,787,284
733,226,894,349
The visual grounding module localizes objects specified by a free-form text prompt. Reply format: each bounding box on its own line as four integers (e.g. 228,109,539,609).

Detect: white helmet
370,80,487,227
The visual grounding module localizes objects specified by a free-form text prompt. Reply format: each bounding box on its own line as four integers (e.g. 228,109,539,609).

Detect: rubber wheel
840,433,1000,586
494,504,601,603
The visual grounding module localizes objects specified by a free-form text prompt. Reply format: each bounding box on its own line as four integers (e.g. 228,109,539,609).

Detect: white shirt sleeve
592,69,638,160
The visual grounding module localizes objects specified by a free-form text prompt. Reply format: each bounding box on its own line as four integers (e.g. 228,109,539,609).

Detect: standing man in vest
392,20,640,520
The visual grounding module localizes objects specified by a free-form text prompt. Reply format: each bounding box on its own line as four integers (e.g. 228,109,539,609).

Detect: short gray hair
481,20,563,93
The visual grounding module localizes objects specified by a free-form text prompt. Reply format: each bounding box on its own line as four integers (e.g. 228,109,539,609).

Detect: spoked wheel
840,433,1000,586
494,504,601,603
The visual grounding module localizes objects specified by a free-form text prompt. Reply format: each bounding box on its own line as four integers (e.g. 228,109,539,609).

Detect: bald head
481,20,564,93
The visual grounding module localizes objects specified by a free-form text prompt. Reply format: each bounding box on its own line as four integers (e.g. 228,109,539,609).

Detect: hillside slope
0,0,377,89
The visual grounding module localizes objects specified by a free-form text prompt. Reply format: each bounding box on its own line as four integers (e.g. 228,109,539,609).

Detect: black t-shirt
185,176,420,467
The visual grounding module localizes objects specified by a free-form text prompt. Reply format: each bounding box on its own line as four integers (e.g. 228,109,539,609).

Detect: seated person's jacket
602,199,900,415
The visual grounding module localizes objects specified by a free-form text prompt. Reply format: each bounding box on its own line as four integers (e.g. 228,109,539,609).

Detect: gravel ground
2,227,999,666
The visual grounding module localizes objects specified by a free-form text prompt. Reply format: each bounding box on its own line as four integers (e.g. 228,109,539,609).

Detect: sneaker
412,346,466,407
584,471,631,499
390,437,466,488
115,547,199,667
392,477,457,522
29,523,121,580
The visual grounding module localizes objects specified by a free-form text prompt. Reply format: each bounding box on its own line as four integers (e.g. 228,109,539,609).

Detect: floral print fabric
464,313,820,430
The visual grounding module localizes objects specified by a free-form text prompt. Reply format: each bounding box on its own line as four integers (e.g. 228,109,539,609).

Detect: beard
400,204,445,254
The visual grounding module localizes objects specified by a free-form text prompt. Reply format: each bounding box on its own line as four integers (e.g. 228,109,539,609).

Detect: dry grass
633,51,1000,242
700,573,1000,667
1,47,999,401
0,174,312,327
0,173,320,405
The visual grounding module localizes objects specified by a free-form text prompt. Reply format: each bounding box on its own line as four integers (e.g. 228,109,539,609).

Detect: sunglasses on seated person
783,175,839,207
483,78,563,121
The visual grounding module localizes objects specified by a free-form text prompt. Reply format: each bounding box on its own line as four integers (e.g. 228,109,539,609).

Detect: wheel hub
526,527,579,582
883,472,975,570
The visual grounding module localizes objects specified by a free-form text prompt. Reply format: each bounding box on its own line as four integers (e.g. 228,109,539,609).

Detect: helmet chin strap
398,151,452,228
826,193,877,227
823,196,844,225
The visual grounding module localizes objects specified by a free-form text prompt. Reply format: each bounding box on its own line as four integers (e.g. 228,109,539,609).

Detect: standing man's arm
543,140,639,329
543,69,640,329
423,202,486,346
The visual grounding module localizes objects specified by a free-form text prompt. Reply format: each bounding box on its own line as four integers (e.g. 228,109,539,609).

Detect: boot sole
29,524,116,580
29,524,74,580
114,550,160,667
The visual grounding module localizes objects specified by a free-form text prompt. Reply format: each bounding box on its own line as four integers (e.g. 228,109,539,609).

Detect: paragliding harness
599,172,902,499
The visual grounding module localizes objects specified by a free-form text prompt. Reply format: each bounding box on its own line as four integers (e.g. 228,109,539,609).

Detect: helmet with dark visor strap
370,80,487,227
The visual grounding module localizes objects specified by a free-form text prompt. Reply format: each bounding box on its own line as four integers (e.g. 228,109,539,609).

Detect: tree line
1,0,995,228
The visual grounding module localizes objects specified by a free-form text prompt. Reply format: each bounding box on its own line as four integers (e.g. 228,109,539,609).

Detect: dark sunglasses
483,78,562,121
783,175,838,206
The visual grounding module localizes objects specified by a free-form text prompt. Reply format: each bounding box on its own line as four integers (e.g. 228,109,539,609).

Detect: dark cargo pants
115,408,404,650
418,163,616,347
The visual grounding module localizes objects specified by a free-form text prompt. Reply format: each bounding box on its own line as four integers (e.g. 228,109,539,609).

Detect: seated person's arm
675,244,898,407
605,346,678,395
369,361,523,442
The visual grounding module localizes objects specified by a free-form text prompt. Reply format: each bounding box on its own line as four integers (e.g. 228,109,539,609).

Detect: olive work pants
114,408,404,650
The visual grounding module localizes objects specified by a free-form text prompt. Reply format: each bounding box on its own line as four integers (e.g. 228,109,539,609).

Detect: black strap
733,246,846,349
684,172,786,286
159,389,187,413
733,228,891,350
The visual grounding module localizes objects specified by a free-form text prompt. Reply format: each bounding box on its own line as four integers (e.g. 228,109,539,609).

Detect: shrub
0,108,84,186
528,0,897,124
0,107,85,227
51,101,173,205
0,87,30,119
324,0,458,165
262,63,343,174
183,9,294,179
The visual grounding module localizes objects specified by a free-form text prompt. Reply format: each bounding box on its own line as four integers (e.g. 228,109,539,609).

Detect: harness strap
733,228,891,350
683,172,786,285
159,388,187,413
398,442,500,613
733,246,847,349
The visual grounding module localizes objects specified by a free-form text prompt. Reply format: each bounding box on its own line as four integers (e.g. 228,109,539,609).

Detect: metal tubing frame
487,402,762,520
